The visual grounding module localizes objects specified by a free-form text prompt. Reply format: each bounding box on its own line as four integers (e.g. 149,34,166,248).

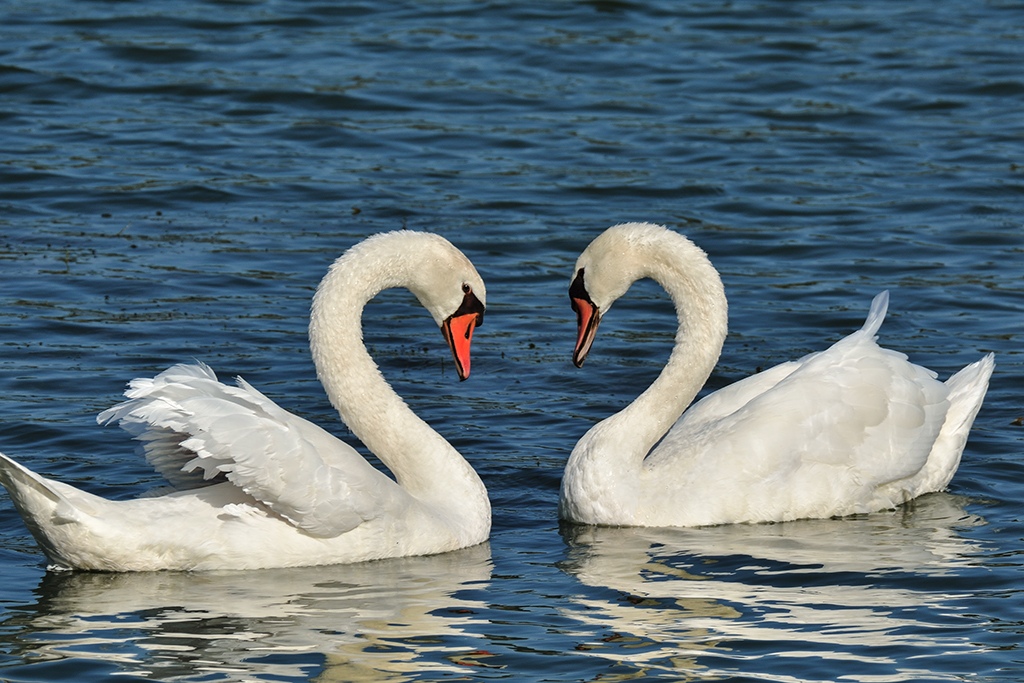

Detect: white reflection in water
559,494,987,681
7,543,492,681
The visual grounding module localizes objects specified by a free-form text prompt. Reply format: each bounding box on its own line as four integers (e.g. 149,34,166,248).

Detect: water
1,0,1022,680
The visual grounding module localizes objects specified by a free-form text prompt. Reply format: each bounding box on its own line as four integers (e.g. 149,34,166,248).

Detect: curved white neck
568,235,728,511
613,256,728,454
307,251,485,511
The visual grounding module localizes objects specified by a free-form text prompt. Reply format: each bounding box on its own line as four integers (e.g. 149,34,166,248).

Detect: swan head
313,231,486,381
401,234,486,381
438,280,486,381
569,267,600,368
570,222,719,367
569,223,661,367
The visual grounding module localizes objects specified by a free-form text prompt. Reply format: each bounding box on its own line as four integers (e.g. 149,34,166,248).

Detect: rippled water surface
1,1,1023,681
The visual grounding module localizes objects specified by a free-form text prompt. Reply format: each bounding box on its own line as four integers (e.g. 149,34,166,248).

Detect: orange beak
442,289,485,381
570,269,600,368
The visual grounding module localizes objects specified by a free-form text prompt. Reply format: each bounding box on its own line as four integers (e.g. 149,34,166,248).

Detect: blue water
1,0,1022,680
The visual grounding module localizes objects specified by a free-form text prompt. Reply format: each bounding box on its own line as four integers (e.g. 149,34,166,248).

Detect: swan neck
613,242,728,458
307,251,482,505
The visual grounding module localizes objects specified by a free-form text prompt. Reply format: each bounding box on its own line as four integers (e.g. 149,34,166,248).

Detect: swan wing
98,363,396,538
97,363,223,490
650,293,950,498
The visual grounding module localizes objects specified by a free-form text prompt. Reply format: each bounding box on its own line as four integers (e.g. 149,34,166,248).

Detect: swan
559,222,994,527
0,231,490,571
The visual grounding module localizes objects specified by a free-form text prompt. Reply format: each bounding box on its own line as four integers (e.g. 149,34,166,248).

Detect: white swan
559,222,994,527
0,231,490,571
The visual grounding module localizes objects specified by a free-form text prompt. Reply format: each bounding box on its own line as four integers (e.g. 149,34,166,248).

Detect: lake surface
1,1,1022,680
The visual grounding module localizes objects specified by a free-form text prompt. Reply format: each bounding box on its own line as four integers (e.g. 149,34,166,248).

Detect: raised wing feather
98,363,398,538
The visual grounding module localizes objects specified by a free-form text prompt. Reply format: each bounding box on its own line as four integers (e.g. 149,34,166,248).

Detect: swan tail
0,452,73,519
0,452,93,566
920,353,995,492
859,290,890,338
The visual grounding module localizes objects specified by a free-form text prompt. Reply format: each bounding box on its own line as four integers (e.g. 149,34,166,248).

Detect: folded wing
650,292,951,506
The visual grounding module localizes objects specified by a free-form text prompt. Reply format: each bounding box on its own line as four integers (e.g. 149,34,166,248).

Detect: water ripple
0,0,1022,681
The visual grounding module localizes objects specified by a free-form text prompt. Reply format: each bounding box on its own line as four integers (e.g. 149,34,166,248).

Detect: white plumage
559,222,993,527
0,231,490,571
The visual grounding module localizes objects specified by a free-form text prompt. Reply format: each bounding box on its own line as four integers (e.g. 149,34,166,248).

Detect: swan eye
462,283,471,294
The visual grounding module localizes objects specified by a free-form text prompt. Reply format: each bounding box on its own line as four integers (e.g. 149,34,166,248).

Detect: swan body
559,222,994,527
0,231,490,571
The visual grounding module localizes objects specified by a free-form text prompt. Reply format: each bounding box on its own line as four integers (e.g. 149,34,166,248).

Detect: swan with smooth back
0,231,490,571
560,222,994,527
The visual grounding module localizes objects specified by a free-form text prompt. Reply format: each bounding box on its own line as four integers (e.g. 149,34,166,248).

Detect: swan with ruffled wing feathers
559,222,993,527
0,231,490,571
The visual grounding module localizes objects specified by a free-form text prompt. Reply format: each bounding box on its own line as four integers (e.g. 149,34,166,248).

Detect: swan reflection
4,543,491,680
559,494,987,680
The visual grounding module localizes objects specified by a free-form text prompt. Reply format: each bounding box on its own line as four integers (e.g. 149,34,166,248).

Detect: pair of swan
0,224,994,571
